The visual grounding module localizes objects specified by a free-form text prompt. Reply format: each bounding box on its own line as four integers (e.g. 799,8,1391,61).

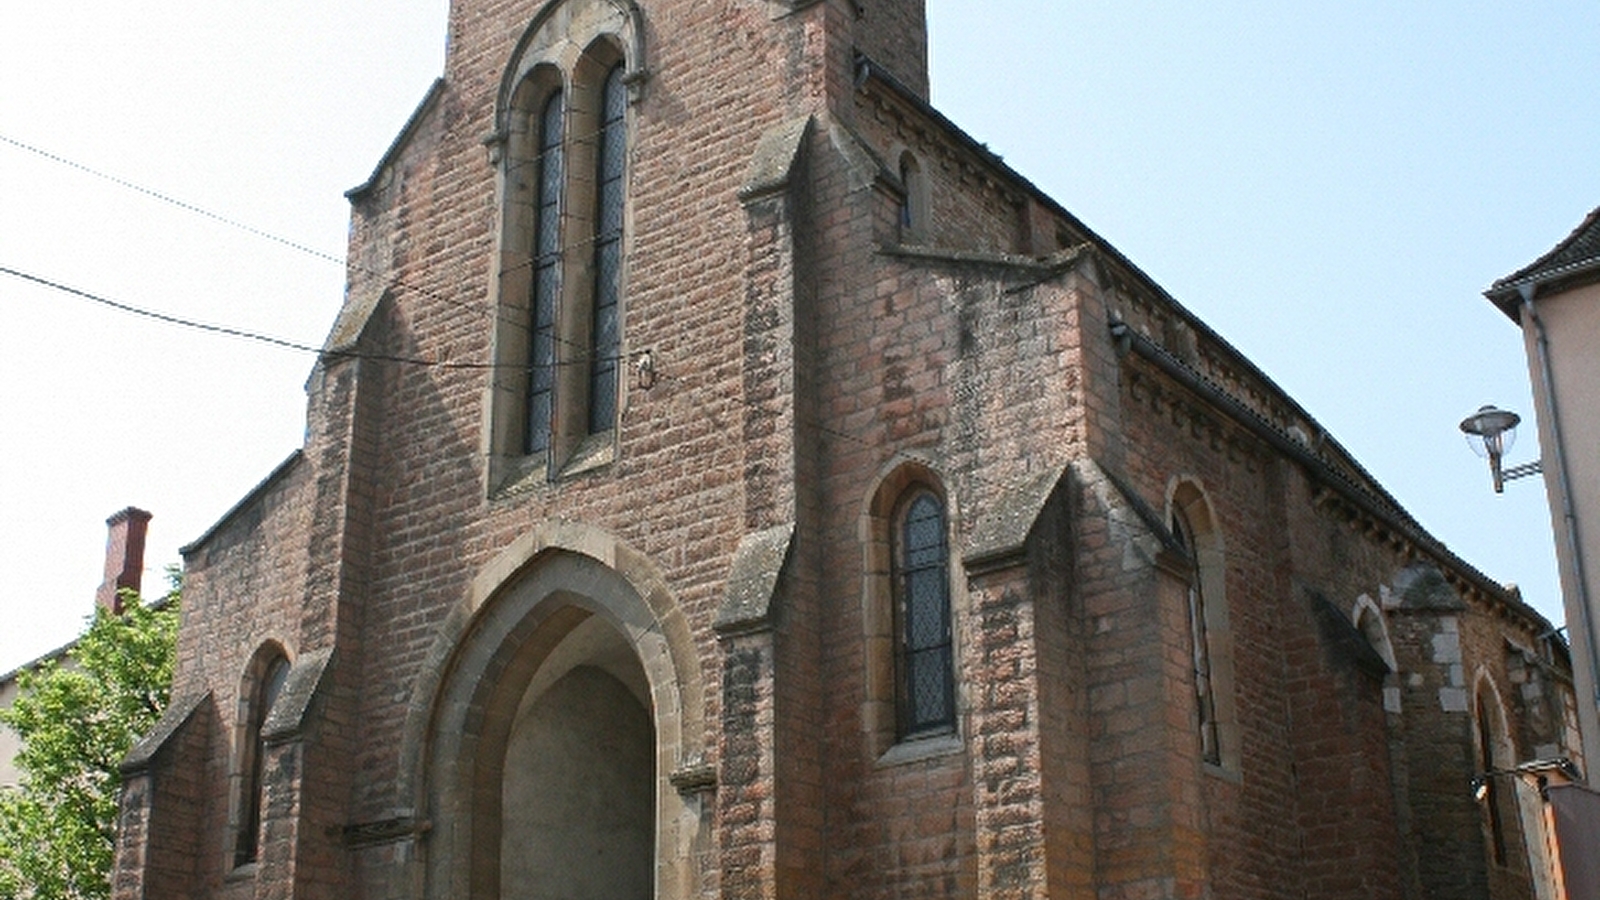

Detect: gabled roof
180,451,305,557
345,78,447,202
1485,206,1600,320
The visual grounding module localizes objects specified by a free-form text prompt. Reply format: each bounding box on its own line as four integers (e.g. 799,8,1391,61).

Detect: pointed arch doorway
414,539,707,900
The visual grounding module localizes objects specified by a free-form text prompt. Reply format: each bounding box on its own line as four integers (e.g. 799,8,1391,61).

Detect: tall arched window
488,26,633,490
895,490,954,738
862,464,963,756
587,64,626,435
526,90,564,456
1474,681,1518,867
1172,508,1220,766
1168,480,1238,771
234,653,289,868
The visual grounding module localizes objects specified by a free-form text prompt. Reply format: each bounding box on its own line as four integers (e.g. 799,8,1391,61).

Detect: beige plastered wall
0,675,19,788
1523,278,1600,773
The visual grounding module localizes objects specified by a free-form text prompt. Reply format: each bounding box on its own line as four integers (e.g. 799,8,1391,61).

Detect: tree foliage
0,579,179,900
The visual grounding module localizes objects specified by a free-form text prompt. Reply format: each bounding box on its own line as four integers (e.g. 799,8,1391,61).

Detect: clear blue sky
2,1,1595,670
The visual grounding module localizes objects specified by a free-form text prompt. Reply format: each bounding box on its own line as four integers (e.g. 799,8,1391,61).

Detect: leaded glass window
1477,699,1510,865
1174,511,1220,765
896,491,954,737
526,90,564,456
898,156,914,230
588,65,625,435
235,655,289,868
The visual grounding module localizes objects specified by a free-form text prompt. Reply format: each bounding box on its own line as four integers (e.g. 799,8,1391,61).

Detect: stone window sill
558,431,615,478
492,454,549,498
490,431,615,497
875,732,963,769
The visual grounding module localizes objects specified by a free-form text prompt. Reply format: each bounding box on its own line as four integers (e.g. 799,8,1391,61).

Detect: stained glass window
897,491,953,737
526,90,564,456
235,655,289,867
1174,511,1220,765
588,65,626,434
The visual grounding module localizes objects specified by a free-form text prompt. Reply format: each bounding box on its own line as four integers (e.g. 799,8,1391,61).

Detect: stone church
111,1,1583,898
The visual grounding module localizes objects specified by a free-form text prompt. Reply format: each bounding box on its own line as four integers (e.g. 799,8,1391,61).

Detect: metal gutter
1485,256,1600,322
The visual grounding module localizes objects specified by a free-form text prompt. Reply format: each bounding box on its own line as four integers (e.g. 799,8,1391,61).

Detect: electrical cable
0,133,344,268
0,264,628,372
3,135,1014,499
0,128,625,354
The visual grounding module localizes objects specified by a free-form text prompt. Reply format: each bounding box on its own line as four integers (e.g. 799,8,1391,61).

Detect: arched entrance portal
501,616,654,899
414,540,707,900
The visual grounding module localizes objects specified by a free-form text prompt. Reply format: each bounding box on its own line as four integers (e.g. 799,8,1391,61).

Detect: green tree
0,578,179,900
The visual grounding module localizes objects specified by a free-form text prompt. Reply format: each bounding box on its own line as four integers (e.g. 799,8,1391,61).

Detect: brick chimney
96,507,152,615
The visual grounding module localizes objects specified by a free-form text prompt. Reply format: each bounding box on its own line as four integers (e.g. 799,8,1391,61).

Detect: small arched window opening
234,653,289,868
1167,480,1238,772
897,151,927,244
895,489,954,739
862,463,962,757
1172,508,1220,766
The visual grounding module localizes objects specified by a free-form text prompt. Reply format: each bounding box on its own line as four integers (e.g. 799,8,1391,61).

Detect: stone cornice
1117,323,1560,640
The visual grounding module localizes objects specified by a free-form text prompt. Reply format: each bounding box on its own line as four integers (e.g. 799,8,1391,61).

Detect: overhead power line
0,133,345,267
2,137,1022,507
0,130,626,356
2,265,327,354
0,264,626,372
8,264,1017,506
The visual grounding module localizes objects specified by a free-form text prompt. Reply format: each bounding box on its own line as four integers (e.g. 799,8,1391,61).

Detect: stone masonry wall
1110,352,1308,898
336,0,838,835
124,0,1577,897
850,83,1031,257
170,457,315,894
1094,281,1570,900
800,84,1098,891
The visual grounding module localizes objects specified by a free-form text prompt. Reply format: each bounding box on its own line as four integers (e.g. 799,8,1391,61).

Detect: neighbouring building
1,507,152,789
1485,206,1600,898
1486,207,1600,769
110,2,1583,899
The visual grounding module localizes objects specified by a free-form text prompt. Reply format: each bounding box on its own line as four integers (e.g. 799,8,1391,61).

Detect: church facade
111,1,1581,898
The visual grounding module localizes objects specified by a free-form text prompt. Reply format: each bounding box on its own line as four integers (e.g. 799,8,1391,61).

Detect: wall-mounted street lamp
1461,404,1544,493
1470,757,1582,802
1467,758,1590,900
